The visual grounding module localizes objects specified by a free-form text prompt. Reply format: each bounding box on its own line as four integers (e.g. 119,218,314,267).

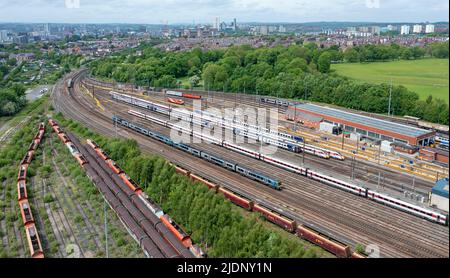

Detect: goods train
113,114,281,190
171,163,365,258
50,119,201,258
166,90,201,100
16,122,46,258
120,113,449,226
85,139,205,258
110,91,344,161
167,98,185,105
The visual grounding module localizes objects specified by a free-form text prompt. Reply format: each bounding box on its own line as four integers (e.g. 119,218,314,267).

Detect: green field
332,59,449,103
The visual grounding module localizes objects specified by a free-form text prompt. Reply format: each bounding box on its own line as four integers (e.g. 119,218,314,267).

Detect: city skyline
0,0,448,25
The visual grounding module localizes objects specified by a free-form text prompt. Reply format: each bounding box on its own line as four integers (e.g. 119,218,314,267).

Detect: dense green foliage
0,84,27,116
55,115,324,258
89,42,449,124
343,42,448,63
0,42,83,118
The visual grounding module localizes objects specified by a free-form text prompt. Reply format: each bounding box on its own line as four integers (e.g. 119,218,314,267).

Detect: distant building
371,26,381,35
400,25,410,35
425,24,435,33
413,24,423,33
10,53,35,62
0,30,8,42
430,178,449,212
44,23,50,36
13,35,29,44
233,18,237,31
387,24,397,31
260,26,269,36
288,103,436,146
279,25,286,33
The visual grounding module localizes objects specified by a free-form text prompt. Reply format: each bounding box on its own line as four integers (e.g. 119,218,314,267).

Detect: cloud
0,0,448,24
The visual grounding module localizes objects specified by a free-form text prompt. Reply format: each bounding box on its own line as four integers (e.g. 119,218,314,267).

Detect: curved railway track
52,70,449,258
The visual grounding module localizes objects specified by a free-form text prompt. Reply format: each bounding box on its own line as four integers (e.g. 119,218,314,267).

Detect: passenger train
110,91,345,160
113,115,281,190
122,111,449,226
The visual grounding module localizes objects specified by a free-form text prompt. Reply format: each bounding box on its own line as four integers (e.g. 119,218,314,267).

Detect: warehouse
288,103,436,146
430,178,449,212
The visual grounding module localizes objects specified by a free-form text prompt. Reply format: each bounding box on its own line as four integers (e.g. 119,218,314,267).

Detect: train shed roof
432,178,449,199
294,103,433,139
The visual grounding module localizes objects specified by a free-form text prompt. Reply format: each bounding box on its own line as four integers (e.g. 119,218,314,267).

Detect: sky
0,0,448,24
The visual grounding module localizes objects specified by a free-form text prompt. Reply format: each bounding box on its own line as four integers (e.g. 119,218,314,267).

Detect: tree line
89,42,449,125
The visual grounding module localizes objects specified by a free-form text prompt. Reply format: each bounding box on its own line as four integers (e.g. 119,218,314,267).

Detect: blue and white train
112,115,281,190
126,110,449,226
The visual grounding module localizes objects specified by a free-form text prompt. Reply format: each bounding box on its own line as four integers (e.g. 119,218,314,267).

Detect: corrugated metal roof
432,178,449,199
294,103,433,138
286,108,323,122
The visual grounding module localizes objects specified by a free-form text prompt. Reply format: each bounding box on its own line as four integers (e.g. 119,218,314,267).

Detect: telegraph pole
303,140,306,165
388,78,392,116
104,200,109,258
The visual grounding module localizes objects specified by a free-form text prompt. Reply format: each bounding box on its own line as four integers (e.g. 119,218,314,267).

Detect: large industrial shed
430,178,449,212
288,103,436,146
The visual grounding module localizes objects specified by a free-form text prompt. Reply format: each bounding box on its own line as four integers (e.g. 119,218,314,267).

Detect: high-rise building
260,26,269,36
371,26,381,35
279,25,286,33
214,17,220,30
233,18,237,31
0,30,8,42
413,25,423,33
44,23,50,35
425,24,435,33
400,25,410,35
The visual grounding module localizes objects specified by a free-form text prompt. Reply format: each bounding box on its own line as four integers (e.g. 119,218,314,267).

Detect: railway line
48,115,202,258
84,77,448,182
85,79,435,195
50,69,450,258
122,112,447,258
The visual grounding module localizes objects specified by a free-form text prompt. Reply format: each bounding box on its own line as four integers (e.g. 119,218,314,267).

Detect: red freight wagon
160,214,193,248
218,188,253,210
296,225,351,258
182,93,201,100
253,204,297,232
190,174,218,191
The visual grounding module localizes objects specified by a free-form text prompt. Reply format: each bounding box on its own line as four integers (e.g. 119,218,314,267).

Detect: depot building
287,103,436,146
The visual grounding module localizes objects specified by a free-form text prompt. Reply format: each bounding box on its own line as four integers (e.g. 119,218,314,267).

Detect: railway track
53,70,449,258
127,114,447,258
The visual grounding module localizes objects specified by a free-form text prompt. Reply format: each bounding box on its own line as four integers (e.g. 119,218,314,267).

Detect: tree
188,75,200,89
344,48,359,63
401,48,413,60
317,52,332,73
7,58,17,66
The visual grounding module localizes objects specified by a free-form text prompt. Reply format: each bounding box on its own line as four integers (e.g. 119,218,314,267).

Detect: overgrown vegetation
88,42,449,124
54,114,326,258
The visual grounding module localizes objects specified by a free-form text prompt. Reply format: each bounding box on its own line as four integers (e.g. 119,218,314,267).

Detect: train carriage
296,225,351,258
253,204,296,232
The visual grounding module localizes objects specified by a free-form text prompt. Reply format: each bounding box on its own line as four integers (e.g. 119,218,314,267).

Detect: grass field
332,59,449,103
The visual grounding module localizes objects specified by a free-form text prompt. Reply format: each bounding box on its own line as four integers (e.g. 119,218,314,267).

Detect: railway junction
51,69,449,258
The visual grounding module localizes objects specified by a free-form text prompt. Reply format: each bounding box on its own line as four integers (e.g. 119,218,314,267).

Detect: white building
279,25,286,33
0,30,8,42
413,24,423,33
425,24,435,33
430,178,449,212
387,25,396,31
400,25,410,35
371,26,381,35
